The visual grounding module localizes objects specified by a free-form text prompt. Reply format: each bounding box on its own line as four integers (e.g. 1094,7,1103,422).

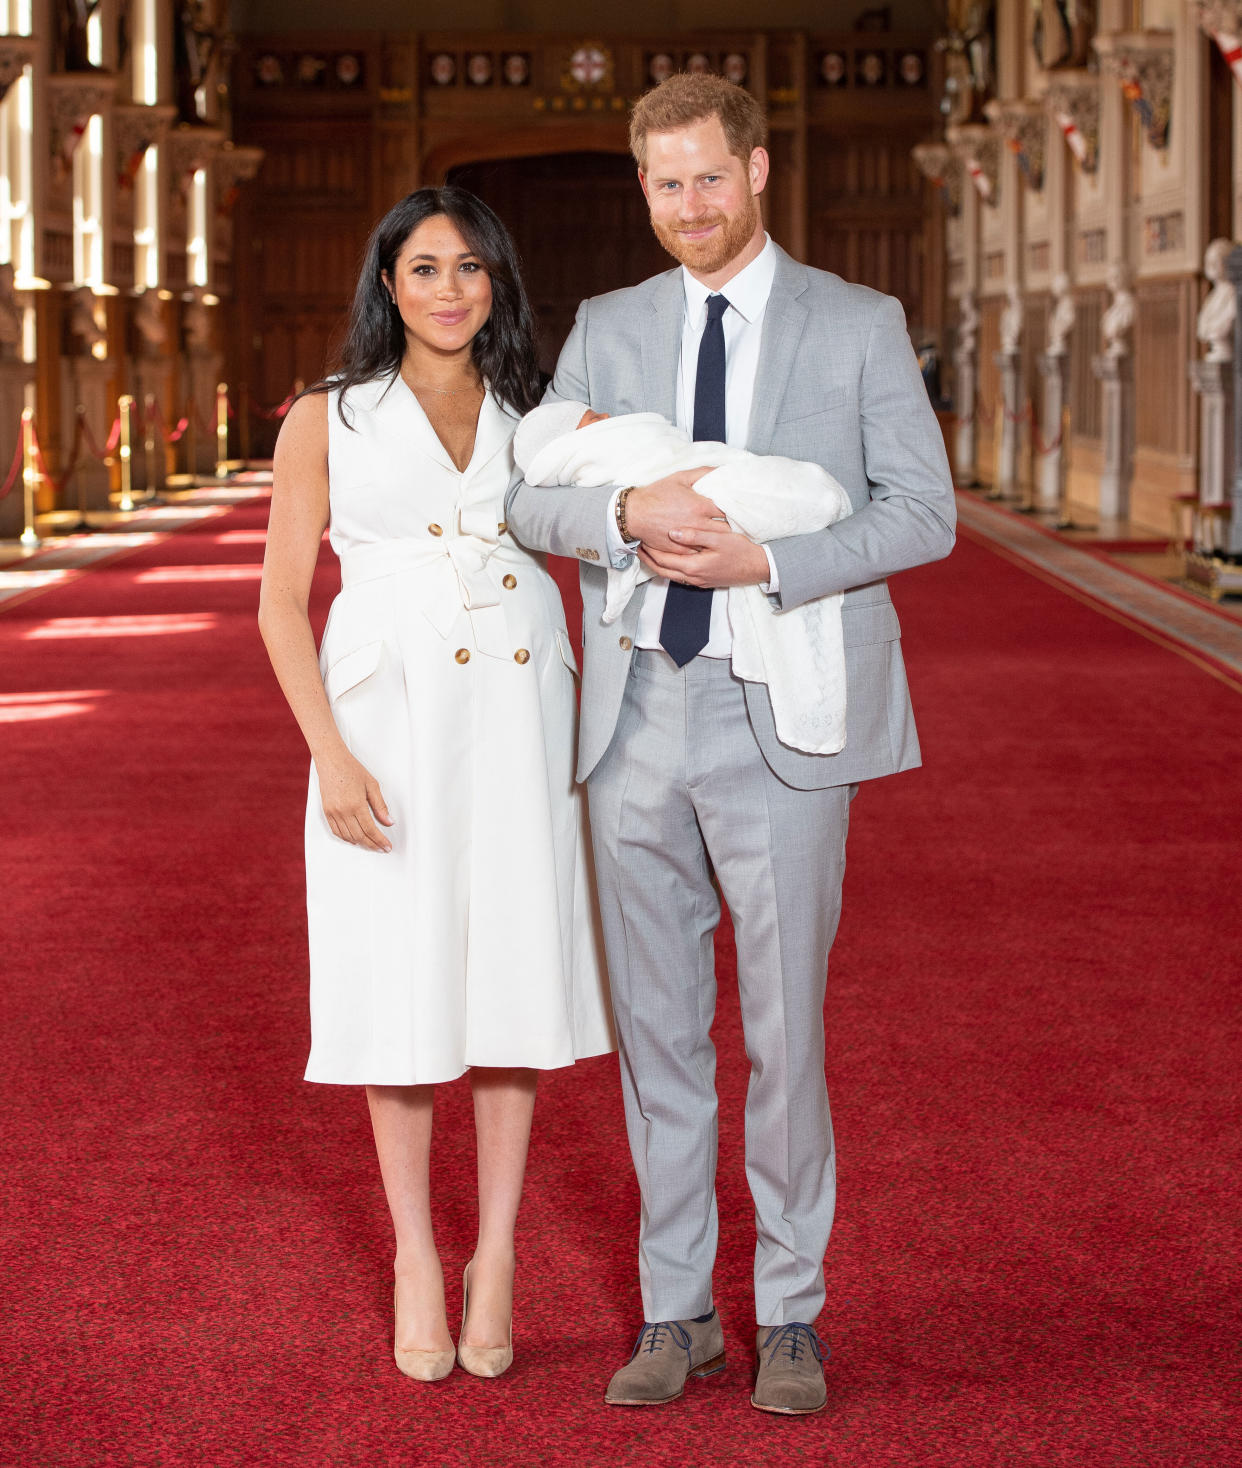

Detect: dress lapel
746,247,811,455
385,372,459,475
640,270,683,421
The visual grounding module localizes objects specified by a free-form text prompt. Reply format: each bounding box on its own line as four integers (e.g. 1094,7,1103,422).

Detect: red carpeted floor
1,501,1238,1466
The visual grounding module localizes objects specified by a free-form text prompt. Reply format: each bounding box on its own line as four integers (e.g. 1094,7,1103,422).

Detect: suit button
497,521,507,535
454,648,470,664
428,523,443,536
514,648,530,664
619,636,632,651
502,574,517,589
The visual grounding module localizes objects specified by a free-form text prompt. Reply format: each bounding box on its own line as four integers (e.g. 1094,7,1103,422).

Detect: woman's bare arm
258,393,393,852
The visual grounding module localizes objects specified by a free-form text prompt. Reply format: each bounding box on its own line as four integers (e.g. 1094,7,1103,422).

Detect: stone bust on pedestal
1047,272,1075,357
1101,261,1135,360
1197,238,1236,364
999,284,1023,356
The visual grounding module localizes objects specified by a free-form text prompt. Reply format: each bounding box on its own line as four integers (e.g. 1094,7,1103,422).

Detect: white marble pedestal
953,347,978,486
1091,353,1134,521
1036,352,1068,513
1190,360,1233,511
992,350,1022,497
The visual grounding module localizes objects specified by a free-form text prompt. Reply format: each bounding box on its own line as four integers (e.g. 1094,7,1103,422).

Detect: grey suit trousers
587,649,852,1327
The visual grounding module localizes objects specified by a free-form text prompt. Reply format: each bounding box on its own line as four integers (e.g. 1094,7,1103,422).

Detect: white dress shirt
609,234,779,657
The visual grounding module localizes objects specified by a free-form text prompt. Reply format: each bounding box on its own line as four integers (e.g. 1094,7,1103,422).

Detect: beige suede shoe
456,1261,514,1379
392,1286,455,1382
750,1323,828,1414
604,1310,727,1406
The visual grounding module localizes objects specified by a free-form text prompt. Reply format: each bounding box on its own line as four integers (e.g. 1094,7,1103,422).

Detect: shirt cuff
605,488,640,568
760,544,779,595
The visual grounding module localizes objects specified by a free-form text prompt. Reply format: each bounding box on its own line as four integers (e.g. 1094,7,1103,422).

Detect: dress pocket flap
842,602,901,646
324,640,383,701
555,628,579,676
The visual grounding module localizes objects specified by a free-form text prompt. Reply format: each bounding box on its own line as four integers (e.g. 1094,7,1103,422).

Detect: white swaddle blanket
514,401,854,755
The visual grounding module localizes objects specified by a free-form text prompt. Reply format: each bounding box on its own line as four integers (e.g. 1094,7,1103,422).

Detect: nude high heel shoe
456,1261,514,1378
392,1285,456,1382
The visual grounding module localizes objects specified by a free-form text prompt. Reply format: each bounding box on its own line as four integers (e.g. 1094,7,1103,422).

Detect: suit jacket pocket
324,640,384,702
841,602,901,646
774,386,850,428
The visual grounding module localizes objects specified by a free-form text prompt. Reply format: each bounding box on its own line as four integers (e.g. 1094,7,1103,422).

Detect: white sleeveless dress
303,375,615,1084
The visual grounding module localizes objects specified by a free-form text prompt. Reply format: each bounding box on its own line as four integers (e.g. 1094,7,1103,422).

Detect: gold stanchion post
19,407,39,549
215,382,229,479
117,394,135,512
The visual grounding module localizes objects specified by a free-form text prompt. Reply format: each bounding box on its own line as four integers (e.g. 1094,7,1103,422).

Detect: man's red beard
651,194,760,274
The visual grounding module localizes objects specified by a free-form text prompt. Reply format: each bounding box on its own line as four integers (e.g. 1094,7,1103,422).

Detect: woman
259,188,613,1383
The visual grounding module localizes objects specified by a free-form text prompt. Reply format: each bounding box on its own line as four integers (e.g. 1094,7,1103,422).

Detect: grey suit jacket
506,243,956,788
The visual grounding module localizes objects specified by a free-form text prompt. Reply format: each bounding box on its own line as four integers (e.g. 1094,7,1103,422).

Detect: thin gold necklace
403,374,482,398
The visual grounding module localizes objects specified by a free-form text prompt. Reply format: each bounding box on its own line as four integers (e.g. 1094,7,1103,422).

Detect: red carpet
1,502,1238,1465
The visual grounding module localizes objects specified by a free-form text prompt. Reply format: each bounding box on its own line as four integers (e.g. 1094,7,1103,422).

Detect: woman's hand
315,749,394,852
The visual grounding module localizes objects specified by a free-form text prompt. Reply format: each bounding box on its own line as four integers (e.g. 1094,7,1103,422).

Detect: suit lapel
640,270,683,421
747,248,811,454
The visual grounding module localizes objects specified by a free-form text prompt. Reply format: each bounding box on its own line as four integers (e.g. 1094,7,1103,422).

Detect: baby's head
513,398,614,472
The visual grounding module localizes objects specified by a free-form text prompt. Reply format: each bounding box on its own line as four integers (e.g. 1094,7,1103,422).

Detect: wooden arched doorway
448,152,671,377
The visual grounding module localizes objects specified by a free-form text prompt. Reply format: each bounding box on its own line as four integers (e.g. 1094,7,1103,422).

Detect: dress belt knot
338,535,514,658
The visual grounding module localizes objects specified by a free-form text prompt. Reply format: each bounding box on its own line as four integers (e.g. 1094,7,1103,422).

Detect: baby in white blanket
513,400,854,756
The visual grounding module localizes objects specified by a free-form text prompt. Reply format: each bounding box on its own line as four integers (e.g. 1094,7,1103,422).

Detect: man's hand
625,468,721,552
639,526,771,589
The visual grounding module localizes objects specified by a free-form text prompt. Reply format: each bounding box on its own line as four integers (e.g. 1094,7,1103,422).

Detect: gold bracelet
615,487,634,542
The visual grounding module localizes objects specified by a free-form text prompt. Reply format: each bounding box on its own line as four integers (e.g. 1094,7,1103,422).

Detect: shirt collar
681,233,776,325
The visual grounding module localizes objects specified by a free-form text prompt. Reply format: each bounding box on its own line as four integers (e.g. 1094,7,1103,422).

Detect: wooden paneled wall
1069,289,1105,443
807,129,928,328
1134,277,1196,461
229,28,943,450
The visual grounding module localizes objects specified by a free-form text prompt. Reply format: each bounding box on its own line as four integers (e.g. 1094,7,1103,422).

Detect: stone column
1036,353,1068,512
1091,354,1134,520
993,349,1022,497
1226,245,1242,554
953,343,978,486
59,288,114,514
1191,363,1233,514
0,362,33,540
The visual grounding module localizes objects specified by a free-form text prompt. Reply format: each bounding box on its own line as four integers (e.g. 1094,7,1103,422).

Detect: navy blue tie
660,293,728,666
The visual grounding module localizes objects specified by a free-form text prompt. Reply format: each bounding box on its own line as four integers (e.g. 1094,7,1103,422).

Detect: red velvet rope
0,428,24,500
79,411,122,463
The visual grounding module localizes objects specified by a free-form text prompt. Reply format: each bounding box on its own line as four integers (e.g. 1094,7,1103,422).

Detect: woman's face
382,214,493,358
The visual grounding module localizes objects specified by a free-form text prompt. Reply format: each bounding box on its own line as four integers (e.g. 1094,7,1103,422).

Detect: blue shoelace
760,1322,829,1365
629,1320,693,1362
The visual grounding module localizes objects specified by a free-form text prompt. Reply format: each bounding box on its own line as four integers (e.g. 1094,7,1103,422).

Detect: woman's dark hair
306,186,542,421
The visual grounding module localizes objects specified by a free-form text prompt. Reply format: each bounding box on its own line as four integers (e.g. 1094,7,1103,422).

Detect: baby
513,399,853,756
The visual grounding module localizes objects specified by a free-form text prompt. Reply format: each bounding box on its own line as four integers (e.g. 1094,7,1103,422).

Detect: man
506,73,955,1415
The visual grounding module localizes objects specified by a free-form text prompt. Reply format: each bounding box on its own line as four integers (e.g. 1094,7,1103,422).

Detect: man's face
639,115,766,277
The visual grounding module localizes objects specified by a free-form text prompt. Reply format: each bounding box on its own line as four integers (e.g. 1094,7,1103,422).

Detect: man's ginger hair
628,73,769,172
